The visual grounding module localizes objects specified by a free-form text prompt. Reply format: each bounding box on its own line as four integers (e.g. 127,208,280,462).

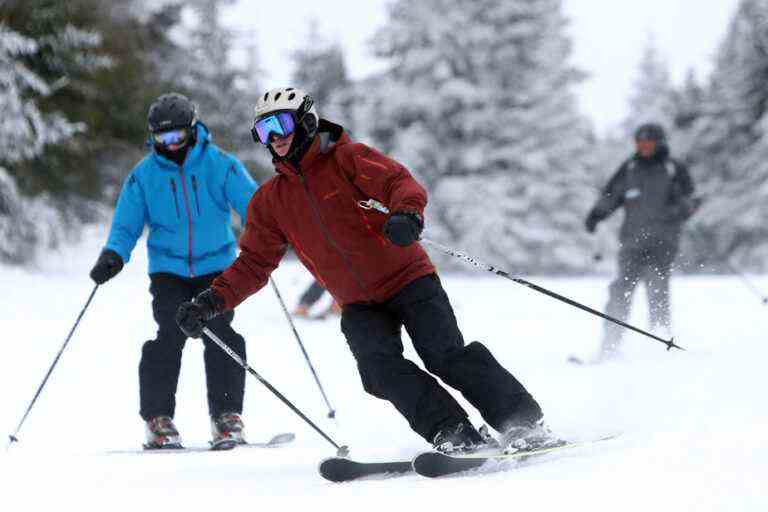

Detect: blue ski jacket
104,123,257,277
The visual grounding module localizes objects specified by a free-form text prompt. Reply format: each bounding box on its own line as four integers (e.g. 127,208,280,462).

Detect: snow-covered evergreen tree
0,24,80,164
0,22,84,263
290,21,355,132
622,39,677,137
668,69,706,159
364,0,595,272
177,0,256,153
685,0,768,270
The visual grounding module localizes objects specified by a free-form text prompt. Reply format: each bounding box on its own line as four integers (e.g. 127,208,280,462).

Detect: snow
1,227,766,510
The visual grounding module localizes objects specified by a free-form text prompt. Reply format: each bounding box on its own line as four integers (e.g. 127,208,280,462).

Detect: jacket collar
274,119,348,179
150,122,211,171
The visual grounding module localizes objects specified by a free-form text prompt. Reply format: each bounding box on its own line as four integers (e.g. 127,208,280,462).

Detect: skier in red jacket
176,87,552,454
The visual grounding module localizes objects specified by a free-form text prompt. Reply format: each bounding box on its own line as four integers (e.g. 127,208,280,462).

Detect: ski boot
431,419,489,454
144,416,183,450
292,304,311,318
210,412,246,450
326,301,342,316
314,301,342,320
500,418,564,454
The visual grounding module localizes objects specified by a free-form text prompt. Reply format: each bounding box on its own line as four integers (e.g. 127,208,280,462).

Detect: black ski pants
341,273,542,442
139,272,246,421
601,239,678,355
299,279,326,308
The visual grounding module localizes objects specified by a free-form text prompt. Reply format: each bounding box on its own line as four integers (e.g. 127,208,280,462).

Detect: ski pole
7,284,99,450
356,198,682,352
722,260,768,305
269,277,337,419
690,226,768,305
421,238,684,351
201,327,349,456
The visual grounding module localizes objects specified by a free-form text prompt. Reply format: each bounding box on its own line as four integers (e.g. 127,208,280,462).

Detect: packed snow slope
0,228,765,510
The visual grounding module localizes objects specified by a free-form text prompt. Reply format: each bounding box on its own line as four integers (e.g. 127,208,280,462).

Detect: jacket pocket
170,179,180,218
191,175,201,215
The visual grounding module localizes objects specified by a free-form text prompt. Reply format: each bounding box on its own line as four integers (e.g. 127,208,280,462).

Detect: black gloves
584,209,601,234
176,288,226,338
90,249,124,284
668,195,704,222
384,211,423,247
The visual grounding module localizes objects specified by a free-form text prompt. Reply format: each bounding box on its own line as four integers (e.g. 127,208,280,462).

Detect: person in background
293,278,341,319
585,122,700,361
90,93,257,449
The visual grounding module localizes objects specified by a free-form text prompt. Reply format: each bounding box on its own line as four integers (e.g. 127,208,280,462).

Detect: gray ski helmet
634,123,666,143
147,93,197,133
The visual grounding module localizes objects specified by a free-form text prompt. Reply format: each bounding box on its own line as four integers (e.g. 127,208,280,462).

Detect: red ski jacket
211,120,436,309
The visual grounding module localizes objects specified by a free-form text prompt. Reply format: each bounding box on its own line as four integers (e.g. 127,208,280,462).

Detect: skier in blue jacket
89,93,257,450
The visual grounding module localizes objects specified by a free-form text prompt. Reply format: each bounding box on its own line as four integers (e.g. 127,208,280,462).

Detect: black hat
148,93,197,133
634,123,666,143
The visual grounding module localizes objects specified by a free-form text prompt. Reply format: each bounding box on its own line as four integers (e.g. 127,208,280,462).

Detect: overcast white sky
222,0,741,136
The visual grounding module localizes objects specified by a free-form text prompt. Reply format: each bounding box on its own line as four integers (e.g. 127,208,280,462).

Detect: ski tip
267,432,296,446
318,457,353,483
567,355,587,365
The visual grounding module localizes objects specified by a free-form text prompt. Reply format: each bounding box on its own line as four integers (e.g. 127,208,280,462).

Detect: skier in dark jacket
585,123,700,360
175,87,556,454
89,93,257,449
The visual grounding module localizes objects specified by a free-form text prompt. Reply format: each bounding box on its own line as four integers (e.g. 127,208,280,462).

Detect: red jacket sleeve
336,143,427,215
211,184,288,310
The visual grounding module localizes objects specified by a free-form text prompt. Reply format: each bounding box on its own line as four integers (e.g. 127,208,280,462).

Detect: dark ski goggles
252,112,296,145
153,128,189,147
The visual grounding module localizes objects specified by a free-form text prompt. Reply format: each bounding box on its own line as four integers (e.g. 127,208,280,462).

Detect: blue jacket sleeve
104,173,148,263
224,157,258,222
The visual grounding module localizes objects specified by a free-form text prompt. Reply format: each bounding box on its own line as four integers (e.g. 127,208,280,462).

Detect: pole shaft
269,278,335,415
420,238,683,351
7,284,99,449
201,327,345,453
723,260,768,303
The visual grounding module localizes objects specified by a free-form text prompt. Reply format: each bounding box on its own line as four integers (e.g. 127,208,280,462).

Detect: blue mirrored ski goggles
153,128,189,147
252,112,296,145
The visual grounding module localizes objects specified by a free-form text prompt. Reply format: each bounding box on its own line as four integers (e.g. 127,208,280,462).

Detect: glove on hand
384,211,423,247
176,288,225,338
679,195,704,221
89,249,124,284
584,209,601,234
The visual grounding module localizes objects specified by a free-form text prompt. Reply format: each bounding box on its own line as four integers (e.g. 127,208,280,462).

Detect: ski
412,433,621,478
107,432,295,455
319,457,413,482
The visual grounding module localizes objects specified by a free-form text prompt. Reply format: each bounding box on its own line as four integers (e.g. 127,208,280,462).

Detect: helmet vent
286,87,294,91
288,92,296,100
263,92,269,101
274,92,282,101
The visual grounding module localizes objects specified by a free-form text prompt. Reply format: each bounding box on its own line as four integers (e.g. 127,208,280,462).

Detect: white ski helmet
254,87,318,130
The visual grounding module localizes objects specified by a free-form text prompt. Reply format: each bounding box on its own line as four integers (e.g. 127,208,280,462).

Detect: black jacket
589,153,696,247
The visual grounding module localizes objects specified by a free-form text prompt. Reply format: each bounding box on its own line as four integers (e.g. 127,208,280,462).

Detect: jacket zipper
178,167,195,277
170,179,180,218
297,167,371,301
191,175,201,215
